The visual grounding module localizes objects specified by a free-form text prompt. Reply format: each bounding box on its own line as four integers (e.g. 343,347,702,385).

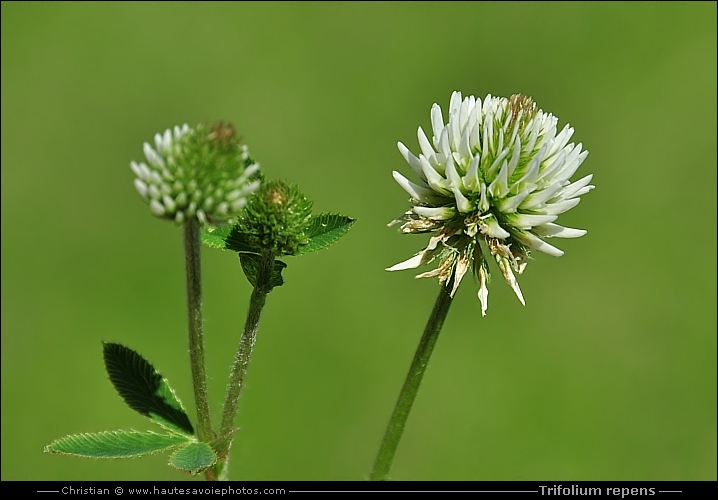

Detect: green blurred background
2,2,715,481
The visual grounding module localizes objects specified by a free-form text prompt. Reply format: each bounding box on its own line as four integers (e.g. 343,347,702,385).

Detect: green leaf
102,343,194,436
45,430,191,459
200,224,234,250
297,213,355,255
239,254,286,290
201,223,261,254
225,226,261,254
168,442,217,475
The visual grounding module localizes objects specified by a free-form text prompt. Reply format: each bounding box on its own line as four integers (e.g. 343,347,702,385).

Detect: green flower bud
131,122,260,225
235,180,313,256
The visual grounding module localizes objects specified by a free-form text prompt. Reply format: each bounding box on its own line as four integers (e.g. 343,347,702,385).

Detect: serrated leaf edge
297,213,355,255
44,430,194,459
147,376,195,437
102,342,195,436
200,225,231,250
305,213,356,237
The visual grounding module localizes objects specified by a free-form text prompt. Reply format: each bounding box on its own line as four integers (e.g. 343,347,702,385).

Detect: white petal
448,109,461,152
413,206,456,220
134,179,149,199
143,143,165,168
417,127,436,162
437,127,451,163
458,96,471,133
430,104,445,145
519,182,563,210
496,189,530,214
506,134,521,178
506,213,558,230
162,195,177,213
481,114,490,161
458,122,472,161
237,163,260,184
496,128,505,160
449,91,462,115
398,142,426,181
485,147,510,179
567,184,594,199
481,216,511,239
147,184,161,200
538,149,567,183
392,171,445,204
478,182,490,212
147,170,163,186
445,159,473,213
514,230,564,257
523,115,541,154
469,120,480,153
488,159,510,198
419,155,452,195
386,253,424,271
477,266,489,317
548,124,574,158
150,200,166,216
556,146,588,182
539,198,581,215
239,179,261,197
514,143,547,189
154,132,164,152
130,161,151,182
559,174,594,200
463,154,481,192
532,223,587,239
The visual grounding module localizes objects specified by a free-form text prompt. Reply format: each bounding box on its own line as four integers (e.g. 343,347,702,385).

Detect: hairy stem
213,251,275,479
184,218,213,446
370,285,454,480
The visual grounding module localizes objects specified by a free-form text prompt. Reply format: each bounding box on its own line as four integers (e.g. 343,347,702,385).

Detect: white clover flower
131,122,261,225
388,92,594,316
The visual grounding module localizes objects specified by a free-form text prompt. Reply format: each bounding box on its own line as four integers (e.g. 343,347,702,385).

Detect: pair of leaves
47,431,216,475
202,213,355,291
202,213,355,256
45,343,216,475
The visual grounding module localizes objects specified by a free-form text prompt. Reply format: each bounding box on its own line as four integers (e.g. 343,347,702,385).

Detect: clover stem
183,218,213,445
370,284,454,480
213,251,275,479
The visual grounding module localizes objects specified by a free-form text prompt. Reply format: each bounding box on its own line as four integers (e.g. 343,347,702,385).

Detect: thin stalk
183,218,213,445
213,252,275,479
370,285,454,481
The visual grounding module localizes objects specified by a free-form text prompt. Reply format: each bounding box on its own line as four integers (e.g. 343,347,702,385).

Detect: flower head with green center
131,122,261,225
235,179,313,256
388,92,594,315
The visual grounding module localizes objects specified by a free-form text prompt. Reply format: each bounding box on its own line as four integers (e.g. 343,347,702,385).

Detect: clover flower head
131,122,261,225
388,92,594,316
236,179,313,256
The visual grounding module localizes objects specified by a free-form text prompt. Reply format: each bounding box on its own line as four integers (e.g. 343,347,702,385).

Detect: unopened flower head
236,179,313,256
388,92,594,315
131,121,261,225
